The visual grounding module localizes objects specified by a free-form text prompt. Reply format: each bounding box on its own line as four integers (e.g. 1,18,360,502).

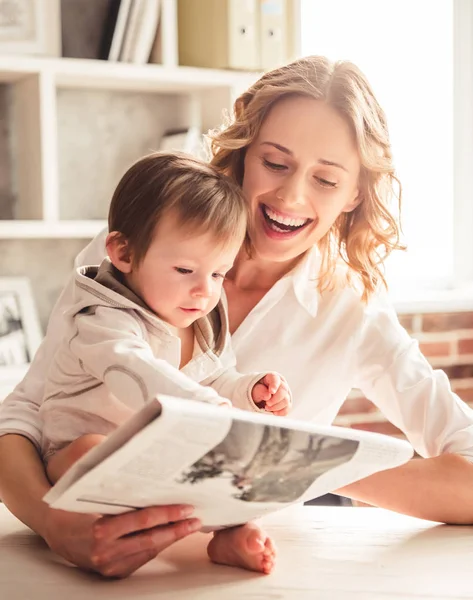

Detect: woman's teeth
262,205,310,232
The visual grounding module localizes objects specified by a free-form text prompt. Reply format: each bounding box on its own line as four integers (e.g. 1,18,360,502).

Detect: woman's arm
0,434,202,577
347,291,473,524
355,295,473,461
338,453,473,525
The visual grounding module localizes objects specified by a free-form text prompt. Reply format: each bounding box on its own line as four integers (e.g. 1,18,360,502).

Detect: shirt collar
285,246,322,317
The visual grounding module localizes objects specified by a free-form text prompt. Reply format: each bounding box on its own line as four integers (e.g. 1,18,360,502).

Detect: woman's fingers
44,505,200,577
92,518,201,568
94,504,196,542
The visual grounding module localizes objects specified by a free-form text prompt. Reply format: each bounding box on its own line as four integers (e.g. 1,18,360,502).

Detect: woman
2,56,473,578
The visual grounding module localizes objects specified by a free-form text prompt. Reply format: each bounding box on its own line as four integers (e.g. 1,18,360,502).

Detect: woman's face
242,96,361,264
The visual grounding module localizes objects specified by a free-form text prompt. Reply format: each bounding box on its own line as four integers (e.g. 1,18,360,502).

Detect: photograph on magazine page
177,420,360,503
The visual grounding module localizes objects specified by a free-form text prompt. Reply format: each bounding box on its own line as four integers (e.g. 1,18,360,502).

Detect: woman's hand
43,504,201,578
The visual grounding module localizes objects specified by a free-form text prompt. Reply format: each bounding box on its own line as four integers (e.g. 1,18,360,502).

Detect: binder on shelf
259,0,287,70
177,0,260,71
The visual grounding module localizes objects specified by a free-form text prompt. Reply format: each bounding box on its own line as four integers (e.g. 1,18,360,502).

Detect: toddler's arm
40,305,231,455
63,306,228,408
210,368,292,416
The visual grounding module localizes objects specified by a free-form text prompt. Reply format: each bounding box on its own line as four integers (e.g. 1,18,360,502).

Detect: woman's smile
259,203,314,240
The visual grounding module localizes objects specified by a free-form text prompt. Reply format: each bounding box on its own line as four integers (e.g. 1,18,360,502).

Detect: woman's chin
251,237,305,264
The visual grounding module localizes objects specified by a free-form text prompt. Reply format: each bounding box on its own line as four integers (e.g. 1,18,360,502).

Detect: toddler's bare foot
207,522,276,574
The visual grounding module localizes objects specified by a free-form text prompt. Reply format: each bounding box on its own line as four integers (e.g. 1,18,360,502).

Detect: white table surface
1,503,472,600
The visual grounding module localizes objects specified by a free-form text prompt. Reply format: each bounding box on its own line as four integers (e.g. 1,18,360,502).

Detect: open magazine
43,395,414,529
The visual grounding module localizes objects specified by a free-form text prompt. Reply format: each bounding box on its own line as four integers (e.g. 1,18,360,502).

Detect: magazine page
43,395,236,515
165,417,413,527
44,396,413,528
43,398,164,506
296,427,414,503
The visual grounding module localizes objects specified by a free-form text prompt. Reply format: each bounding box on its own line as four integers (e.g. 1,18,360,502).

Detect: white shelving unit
0,26,259,239
0,55,259,91
0,219,107,239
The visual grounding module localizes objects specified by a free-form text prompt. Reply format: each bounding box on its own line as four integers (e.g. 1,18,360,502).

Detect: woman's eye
315,177,337,188
175,267,193,274
263,158,287,171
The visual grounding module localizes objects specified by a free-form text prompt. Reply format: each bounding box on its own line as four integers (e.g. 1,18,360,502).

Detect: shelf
0,54,261,242
0,56,260,93
0,220,106,239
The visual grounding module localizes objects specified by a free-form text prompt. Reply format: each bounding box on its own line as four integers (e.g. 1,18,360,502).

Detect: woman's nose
278,173,309,207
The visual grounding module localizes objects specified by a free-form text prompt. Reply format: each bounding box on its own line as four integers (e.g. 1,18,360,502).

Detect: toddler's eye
175,267,193,274
212,272,225,279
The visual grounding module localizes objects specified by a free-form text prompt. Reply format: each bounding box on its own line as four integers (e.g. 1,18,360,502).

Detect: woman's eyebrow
260,141,293,156
260,141,348,172
318,158,348,172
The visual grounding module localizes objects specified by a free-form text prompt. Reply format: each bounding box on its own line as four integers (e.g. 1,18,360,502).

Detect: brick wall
334,310,473,437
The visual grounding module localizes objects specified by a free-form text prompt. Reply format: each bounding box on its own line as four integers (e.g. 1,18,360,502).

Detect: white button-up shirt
2,229,473,460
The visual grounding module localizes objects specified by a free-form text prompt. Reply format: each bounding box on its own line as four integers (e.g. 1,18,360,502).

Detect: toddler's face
126,214,240,328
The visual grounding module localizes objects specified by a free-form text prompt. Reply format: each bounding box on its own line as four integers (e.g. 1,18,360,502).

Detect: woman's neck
227,250,303,292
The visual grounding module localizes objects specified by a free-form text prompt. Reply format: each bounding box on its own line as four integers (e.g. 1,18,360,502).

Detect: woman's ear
106,232,133,274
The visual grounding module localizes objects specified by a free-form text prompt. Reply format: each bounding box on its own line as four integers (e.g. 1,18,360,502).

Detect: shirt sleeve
354,290,473,461
0,229,109,449
206,331,269,412
209,368,268,412
56,306,229,409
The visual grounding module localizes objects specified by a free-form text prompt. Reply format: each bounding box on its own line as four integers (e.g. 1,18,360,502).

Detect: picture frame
0,277,42,398
0,0,61,56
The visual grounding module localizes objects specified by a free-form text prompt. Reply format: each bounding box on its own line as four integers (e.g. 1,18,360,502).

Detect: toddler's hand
252,373,292,416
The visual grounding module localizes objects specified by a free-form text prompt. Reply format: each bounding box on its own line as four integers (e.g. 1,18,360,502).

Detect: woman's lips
263,204,311,227
259,203,313,240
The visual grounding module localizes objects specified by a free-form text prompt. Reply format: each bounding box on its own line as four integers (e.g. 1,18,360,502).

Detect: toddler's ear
106,231,133,274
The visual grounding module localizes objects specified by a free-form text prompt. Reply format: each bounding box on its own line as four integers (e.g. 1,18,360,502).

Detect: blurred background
0,1,472,463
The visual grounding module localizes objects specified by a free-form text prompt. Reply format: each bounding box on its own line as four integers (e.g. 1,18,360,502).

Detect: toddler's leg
46,434,106,484
206,521,276,574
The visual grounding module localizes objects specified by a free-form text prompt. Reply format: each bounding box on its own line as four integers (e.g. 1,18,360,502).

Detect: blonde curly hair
209,55,404,301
